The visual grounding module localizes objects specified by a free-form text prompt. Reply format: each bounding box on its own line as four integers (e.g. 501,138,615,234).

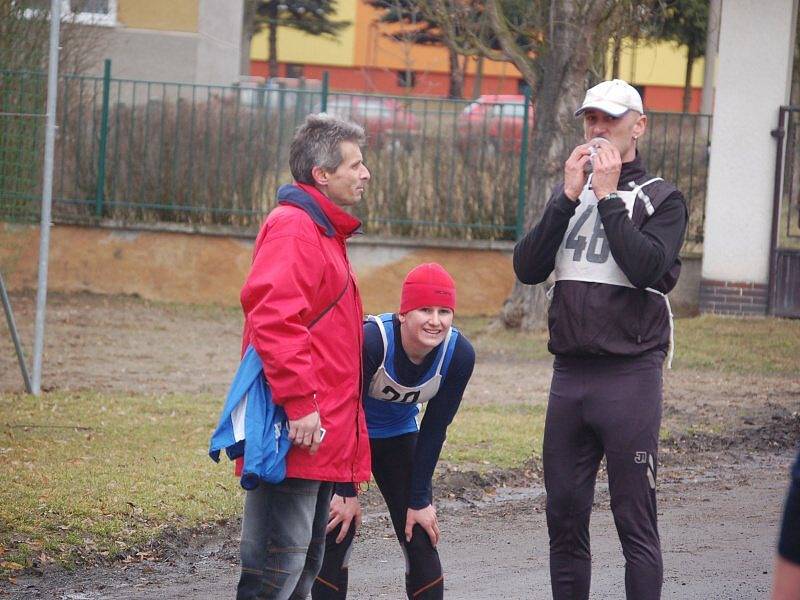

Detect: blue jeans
238,478,334,600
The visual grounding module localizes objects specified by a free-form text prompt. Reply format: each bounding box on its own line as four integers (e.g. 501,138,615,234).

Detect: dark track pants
543,352,664,600
312,432,444,599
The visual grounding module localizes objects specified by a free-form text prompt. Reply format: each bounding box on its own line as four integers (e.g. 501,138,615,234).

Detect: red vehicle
324,95,419,150
457,94,534,153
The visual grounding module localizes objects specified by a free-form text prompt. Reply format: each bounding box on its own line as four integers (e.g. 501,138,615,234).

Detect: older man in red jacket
237,113,372,600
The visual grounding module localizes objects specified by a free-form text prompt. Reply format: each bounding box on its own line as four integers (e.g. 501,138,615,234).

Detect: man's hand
288,410,323,455
405,504,440,547
563,143,593,201
325,494,362,543
589,140,622,201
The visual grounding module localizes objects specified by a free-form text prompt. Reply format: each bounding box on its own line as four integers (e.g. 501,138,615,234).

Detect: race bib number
380,385,421,404
564,205,610,264
553,185,636,288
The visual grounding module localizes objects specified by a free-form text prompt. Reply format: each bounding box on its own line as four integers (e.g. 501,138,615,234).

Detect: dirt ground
1,291,799,599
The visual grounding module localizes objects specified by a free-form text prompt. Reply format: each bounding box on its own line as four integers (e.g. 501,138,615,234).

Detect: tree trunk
611,34,622,79
447,46,464,99
472,54,484,99
683,52,695,113
267,3,279,79
492,0,608,330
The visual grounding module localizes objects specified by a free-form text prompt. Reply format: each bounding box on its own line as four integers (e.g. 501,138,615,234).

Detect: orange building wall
250,0,699,110
351,1,520,77
642,85,703,113
251,0,524,97
252,59,699,111
250,61,522,97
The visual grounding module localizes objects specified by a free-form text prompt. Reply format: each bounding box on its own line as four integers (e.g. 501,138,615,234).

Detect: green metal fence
0,66,711,242
0,70,47,223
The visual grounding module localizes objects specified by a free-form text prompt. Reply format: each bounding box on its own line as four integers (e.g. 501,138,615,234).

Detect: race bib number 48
553,188,636,289
564,205,610,264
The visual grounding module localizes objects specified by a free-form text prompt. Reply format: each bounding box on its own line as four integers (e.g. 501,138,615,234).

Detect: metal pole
95,58,111,217
321,71,329,113
32,0,61,395
768,107,788,316
0,272,32,393
515,85,532,240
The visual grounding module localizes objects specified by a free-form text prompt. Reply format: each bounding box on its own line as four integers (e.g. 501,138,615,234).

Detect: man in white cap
513,79,688,599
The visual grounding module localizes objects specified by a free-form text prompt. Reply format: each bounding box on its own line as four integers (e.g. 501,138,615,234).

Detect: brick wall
699,279,768,316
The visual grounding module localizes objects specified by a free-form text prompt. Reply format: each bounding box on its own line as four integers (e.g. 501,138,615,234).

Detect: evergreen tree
649,0,709,112
243,0,350,79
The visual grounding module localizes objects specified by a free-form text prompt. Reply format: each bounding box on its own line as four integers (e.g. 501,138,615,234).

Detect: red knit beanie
399,263,456,314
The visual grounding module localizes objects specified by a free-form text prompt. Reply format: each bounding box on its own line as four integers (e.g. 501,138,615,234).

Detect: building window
396,70,416,89
20,0,116,26
67,0,116,25
285,64,305,79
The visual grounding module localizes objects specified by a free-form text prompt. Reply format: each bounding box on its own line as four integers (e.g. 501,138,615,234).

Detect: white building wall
99,29,199,83
195,0,243,86
702,0,798,283
85,0,243,86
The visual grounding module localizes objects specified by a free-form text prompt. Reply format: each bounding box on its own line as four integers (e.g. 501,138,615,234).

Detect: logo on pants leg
634,452,657,489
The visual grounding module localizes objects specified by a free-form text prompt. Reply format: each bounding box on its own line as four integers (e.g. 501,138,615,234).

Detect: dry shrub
356,132,520,240
53,80,315,226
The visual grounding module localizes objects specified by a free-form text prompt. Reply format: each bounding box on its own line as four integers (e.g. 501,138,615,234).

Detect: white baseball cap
574,79,644,117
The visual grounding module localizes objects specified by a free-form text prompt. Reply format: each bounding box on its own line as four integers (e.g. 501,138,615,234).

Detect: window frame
21,0,117,27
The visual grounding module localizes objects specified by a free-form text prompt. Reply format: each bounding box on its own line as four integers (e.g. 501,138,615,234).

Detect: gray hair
289,113,366,184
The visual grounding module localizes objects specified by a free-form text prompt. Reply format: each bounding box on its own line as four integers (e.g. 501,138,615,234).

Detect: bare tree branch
485,0,538,85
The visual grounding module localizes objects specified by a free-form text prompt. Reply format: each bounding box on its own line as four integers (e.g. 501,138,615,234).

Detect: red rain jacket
238,182,370,484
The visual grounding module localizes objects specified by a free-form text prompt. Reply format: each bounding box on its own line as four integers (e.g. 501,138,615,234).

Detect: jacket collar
276,183,362,238
619,153,648,186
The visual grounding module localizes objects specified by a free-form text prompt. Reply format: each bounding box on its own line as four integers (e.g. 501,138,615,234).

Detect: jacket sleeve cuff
408,492,432,509
281,396,318,420
554,192,580,214
597,195,626,217
334,482,357,497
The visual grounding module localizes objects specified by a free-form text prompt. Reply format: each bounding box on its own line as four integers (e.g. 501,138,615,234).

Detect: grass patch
0,391,546,577
672,315,800,374
455,315,551,362
436,402,546,471
0,392,243,577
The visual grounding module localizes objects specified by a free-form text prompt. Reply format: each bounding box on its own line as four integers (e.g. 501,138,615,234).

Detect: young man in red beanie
311,262,476,600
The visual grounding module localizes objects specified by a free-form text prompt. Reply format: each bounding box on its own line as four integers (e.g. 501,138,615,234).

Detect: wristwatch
599,192,621,202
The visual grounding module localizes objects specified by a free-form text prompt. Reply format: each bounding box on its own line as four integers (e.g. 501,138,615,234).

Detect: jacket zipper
351,266,362,485
340,239,362,485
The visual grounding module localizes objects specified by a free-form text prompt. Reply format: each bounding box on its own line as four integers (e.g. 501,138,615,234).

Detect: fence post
321,71,329,113
1,271,32,393
515,85,532,239
95,58,111,217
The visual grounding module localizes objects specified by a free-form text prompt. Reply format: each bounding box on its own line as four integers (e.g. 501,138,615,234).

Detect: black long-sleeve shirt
513,155,688,357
